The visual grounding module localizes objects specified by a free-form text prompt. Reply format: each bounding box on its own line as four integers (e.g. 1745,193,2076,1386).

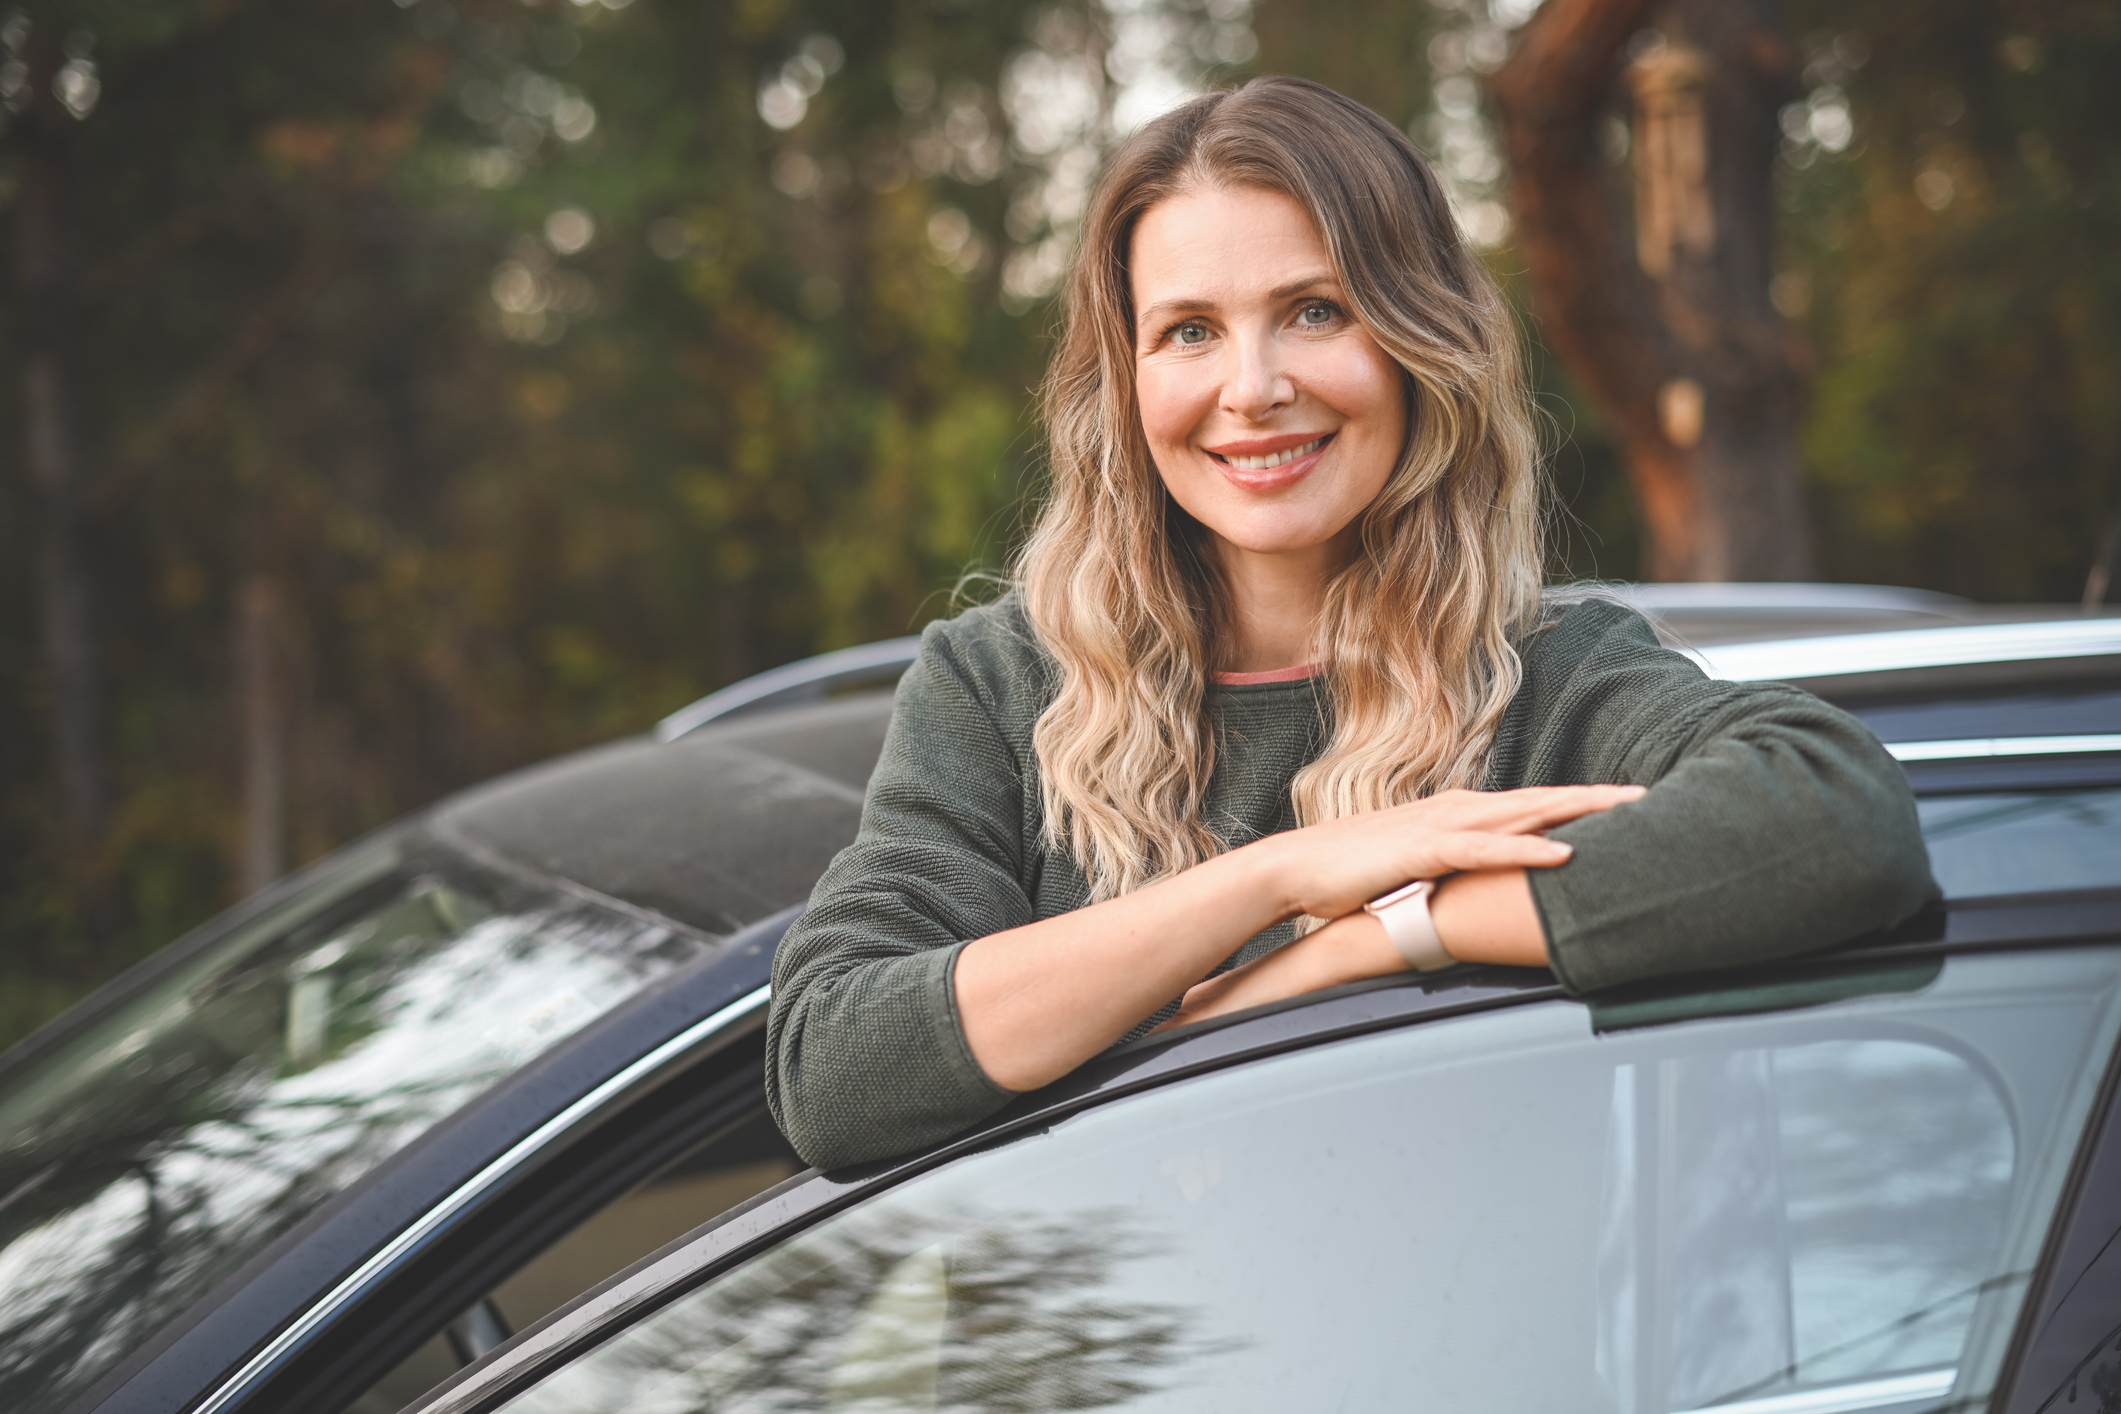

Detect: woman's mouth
1204,432,1334,490
1212,435,1330,471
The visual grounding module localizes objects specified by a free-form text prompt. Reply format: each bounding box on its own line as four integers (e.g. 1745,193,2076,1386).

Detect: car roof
430,694,889,938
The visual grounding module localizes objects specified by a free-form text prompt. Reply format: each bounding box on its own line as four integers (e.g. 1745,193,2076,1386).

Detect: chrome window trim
188,984,773,1414
1686,619,2121,683
1671,1366,1956,1414
1611,581,1972,617
1887,735,2121,763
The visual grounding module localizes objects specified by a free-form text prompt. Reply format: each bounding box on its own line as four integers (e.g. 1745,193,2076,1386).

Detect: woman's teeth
1220,436,1327,472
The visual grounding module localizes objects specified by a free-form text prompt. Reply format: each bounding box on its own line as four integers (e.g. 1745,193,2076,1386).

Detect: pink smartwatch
1363,879,1455,972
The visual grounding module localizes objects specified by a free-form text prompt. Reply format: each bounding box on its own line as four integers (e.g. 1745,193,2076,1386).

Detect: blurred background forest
2,0,2117,1048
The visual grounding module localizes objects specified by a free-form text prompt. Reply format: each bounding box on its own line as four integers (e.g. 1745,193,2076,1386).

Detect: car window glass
493,948,2121,1414
349,1110,801,1414
1918,788,2121,896
0,839,711,1414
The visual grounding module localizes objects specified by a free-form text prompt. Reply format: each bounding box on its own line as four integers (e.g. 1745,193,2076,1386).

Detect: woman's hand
1248,783,1645,922
959,782,1641,1091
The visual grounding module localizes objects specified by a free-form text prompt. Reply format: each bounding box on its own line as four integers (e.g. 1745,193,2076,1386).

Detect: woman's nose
1219,330,1294,420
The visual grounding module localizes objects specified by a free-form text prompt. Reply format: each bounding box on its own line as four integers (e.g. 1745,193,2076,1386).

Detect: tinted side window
492,950,2121,1414
350,1110,800,1414
1918,788,2121,897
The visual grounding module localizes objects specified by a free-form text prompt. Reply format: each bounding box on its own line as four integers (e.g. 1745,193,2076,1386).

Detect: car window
0,837,712,1414
350,1110,801,1414
1918,787,2121,896
490,948,2121,1414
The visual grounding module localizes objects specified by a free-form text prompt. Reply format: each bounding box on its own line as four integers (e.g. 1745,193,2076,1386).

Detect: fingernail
1547,840,1574,855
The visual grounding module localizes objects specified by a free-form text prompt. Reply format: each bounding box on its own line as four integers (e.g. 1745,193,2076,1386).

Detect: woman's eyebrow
1135,296,1213,331
1267,272,1339,300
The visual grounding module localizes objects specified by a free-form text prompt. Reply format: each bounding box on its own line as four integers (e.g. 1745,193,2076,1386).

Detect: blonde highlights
1019,76,1544,900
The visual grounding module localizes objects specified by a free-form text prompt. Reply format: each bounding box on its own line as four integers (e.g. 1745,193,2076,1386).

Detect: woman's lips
1205,433,1333,492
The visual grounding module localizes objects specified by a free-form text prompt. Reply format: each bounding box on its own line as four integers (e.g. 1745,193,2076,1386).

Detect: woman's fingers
1266,783,1647,921
1394,783,1643,835
1405,829,1577,879
1485,783,1645,832
1283,827,1580,921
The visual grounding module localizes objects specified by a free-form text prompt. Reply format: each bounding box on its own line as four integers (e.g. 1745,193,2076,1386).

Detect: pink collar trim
1210,663,1321,686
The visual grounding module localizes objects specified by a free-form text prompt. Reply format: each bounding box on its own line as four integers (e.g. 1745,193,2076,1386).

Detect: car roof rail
656,637,924,741
654,582,2084,738
1690,617,2121,682
1581,582,1974,617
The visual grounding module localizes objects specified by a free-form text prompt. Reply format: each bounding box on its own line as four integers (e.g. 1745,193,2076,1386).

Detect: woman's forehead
1129,186,1336,318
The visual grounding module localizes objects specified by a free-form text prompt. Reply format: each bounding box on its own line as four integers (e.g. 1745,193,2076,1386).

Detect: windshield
1917,786,2121,897
494,947,2121,1414
0,835,711,1414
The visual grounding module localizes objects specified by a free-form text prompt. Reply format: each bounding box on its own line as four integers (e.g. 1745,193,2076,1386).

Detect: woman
765,77,1933,1171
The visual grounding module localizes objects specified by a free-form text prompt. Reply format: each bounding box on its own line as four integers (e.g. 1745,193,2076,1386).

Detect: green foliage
0,0,1056,1041
1779,0,2121,598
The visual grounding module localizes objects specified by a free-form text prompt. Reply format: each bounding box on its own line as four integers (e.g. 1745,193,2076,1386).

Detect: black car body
2,586,2117,1414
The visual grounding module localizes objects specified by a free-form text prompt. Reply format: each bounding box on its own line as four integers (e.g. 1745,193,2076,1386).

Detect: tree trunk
235,577,287,896
1489,0,1814,581
16,30,110,841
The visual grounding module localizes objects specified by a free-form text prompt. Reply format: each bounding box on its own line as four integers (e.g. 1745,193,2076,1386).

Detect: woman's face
1129,184,1408,567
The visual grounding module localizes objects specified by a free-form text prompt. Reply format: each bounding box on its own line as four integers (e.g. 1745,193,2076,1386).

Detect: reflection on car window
495,949,2121,1414
349,1111,803,1414
1598,1039,2014,1410
0,838,710,1414
1918,787,2121,897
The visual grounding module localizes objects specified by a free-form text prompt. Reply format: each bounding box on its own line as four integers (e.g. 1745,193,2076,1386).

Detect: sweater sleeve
1512,601,1939,994
765,620,1028,1169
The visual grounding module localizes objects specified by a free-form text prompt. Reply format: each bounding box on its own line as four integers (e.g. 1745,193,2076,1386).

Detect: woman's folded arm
1514,607,1936,993
765,628,1033,1170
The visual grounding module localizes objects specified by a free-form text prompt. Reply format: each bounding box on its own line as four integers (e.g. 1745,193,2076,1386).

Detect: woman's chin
1201,519,1360,562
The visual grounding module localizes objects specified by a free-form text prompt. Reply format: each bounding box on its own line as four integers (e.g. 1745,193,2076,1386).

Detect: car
1,584,2116,1414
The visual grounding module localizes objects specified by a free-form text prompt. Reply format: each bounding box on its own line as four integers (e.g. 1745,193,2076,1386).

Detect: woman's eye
1175,323,1208,345
1298,303,1335,326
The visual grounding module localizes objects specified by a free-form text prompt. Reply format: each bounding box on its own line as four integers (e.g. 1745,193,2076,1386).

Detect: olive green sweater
767,595,1935,1169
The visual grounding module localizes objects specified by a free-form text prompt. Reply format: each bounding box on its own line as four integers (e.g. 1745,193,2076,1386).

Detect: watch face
1367,878,1434,912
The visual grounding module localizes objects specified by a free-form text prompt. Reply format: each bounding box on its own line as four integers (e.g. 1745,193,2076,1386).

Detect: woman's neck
1210,532,1349,674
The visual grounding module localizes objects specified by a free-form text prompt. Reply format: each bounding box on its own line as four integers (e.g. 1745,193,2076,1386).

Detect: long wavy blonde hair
1018,75,1544,902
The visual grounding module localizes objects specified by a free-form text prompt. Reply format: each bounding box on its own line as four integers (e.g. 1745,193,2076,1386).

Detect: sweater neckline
1210,663,1321,686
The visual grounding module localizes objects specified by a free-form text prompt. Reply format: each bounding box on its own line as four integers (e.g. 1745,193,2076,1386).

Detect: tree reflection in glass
508,1204,1217,1414
0,840,709,1414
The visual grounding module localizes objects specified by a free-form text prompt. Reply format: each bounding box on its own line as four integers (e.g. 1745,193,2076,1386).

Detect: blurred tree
0,0,1116,1045
1778,0,2121,602
1488,0,1813,581
11,16,106,871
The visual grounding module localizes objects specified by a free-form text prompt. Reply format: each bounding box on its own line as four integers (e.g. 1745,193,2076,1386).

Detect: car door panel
411,945,2121,1414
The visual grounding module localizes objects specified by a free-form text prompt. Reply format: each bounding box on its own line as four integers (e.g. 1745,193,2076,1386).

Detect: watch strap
1363,879,1454,972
